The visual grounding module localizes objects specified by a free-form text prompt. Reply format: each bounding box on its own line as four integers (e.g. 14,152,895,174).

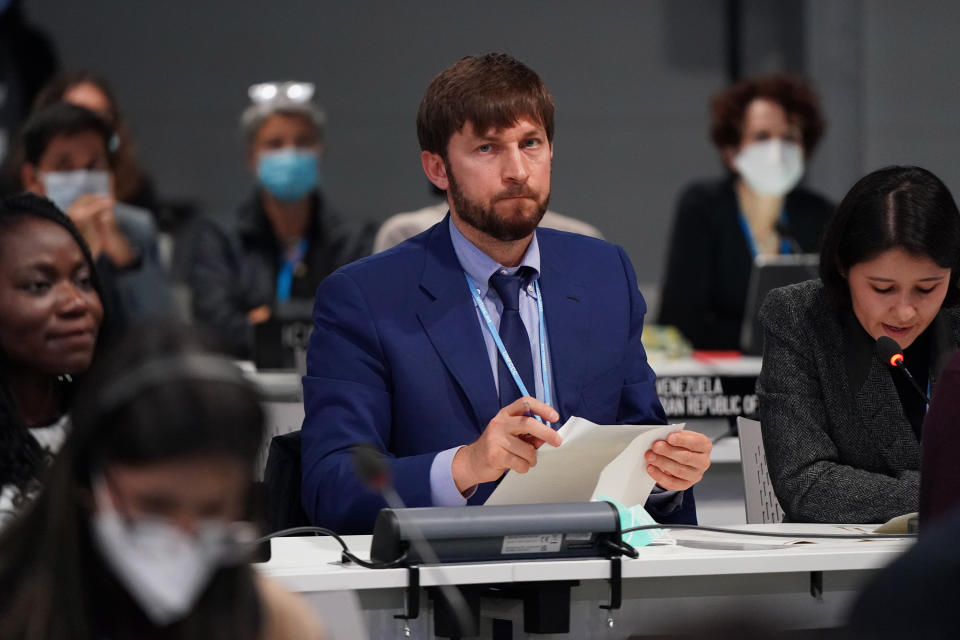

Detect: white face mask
40,169,110,212
89,477,248,626
733,139,805,197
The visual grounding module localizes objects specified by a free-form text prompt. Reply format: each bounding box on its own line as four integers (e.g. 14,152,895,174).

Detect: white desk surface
649,355,762,377
709,435,743,464
258,524,912,593
246,370,302,399
245,356,764,401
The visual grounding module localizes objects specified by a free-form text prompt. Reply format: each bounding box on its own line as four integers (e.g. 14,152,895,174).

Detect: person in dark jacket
188,81,372,359
758,166,960,523
658,74,834,350
847,506,960,639
0,0,59,181
918,348,960,528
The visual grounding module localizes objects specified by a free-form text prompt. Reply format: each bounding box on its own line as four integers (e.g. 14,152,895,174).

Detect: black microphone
351,444,476,636
773,221,818,278
774,220,805,256
352,443,392,492
876,336,931,405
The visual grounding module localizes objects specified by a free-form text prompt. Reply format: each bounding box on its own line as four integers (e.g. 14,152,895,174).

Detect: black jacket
657,177,833,350
188,189,372,357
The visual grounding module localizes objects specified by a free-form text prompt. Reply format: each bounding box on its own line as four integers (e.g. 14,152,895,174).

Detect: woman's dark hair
819,165,960,307
33,71,121,126
0,325,267,639
70,327,265,473
0,192,105,494
20,102,115,169
710,73,826,156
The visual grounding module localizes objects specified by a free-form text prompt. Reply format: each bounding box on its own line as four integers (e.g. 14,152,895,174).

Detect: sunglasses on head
247,81,315,105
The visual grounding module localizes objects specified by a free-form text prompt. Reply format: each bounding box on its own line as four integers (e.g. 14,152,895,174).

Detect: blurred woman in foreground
0,326,322,639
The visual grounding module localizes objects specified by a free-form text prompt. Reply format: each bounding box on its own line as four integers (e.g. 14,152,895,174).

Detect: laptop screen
740,253,819,355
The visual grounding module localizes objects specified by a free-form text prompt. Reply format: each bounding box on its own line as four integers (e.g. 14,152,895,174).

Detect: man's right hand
451,397,561,494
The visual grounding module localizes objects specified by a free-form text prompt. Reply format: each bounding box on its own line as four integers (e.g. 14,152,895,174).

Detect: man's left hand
644,430,712,491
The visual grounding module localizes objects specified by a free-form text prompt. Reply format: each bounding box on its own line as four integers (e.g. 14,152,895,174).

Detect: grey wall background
23,0,960,299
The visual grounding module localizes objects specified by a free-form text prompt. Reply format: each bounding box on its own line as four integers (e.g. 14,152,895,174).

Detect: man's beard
446,162,549,242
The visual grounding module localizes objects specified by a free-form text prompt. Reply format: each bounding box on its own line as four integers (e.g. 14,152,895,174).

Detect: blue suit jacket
301,219,696,533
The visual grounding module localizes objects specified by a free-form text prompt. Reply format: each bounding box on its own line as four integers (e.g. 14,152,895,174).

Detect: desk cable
619,523,917,539
255,526,408,569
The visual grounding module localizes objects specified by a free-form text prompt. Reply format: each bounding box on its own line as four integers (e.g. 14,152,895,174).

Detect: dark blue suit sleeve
614,246,667,426
301,270,436,533
614,246,697,525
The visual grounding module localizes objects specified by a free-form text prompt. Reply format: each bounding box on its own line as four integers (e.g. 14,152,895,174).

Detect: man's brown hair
417,53,555,159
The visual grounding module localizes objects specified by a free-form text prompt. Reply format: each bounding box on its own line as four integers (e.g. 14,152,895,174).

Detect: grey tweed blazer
757,280,960,523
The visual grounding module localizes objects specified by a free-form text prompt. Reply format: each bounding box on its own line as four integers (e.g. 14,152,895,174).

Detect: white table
257,525,911,639
650,355,763,378
244,356,765,404
245,369,303,401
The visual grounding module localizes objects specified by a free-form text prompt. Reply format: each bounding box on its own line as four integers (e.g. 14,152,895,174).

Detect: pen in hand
521,400,553,448
522,400,545,424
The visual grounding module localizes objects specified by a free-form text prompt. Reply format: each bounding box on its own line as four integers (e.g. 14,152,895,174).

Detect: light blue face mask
256,149,318,202
596,495,665,548
41,170,111,212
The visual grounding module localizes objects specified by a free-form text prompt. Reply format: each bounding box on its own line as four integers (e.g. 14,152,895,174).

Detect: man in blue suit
302,53,712,533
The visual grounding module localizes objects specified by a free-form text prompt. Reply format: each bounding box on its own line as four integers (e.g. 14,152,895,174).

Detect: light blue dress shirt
430,217,677,512
429,219,556,505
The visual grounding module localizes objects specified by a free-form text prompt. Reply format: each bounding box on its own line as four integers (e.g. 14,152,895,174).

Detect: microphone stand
353,446,477,637
876,336,931,405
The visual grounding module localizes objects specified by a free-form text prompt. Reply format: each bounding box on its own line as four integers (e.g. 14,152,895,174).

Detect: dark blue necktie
489,268,536,407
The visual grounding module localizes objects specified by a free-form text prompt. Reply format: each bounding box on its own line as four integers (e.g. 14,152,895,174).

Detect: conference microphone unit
353,445,640,636
351,444,477,637
352,444,634,564
876,336,931,405
370,502,629,565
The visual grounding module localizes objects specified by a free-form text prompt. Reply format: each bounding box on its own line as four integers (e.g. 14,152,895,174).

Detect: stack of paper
485,417,683,507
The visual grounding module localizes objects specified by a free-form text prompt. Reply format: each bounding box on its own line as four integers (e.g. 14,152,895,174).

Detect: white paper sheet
484,417,684,506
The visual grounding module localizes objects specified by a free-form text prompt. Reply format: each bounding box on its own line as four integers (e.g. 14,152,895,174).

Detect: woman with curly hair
658,74,834,350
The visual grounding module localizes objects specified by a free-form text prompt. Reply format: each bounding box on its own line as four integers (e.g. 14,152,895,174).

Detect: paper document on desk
485,417,684,506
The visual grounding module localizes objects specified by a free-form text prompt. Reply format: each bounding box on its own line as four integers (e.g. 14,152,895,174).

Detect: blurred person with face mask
17,102,174,323
0,324,324,639
658,74,834,350
188,81,373,359
31,70,159,215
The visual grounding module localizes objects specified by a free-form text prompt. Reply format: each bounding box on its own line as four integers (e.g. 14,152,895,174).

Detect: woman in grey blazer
757,166,960,523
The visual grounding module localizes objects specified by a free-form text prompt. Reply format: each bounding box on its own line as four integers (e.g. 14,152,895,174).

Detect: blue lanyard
276,238,309,303
464,272,552,420
738,210,791,258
